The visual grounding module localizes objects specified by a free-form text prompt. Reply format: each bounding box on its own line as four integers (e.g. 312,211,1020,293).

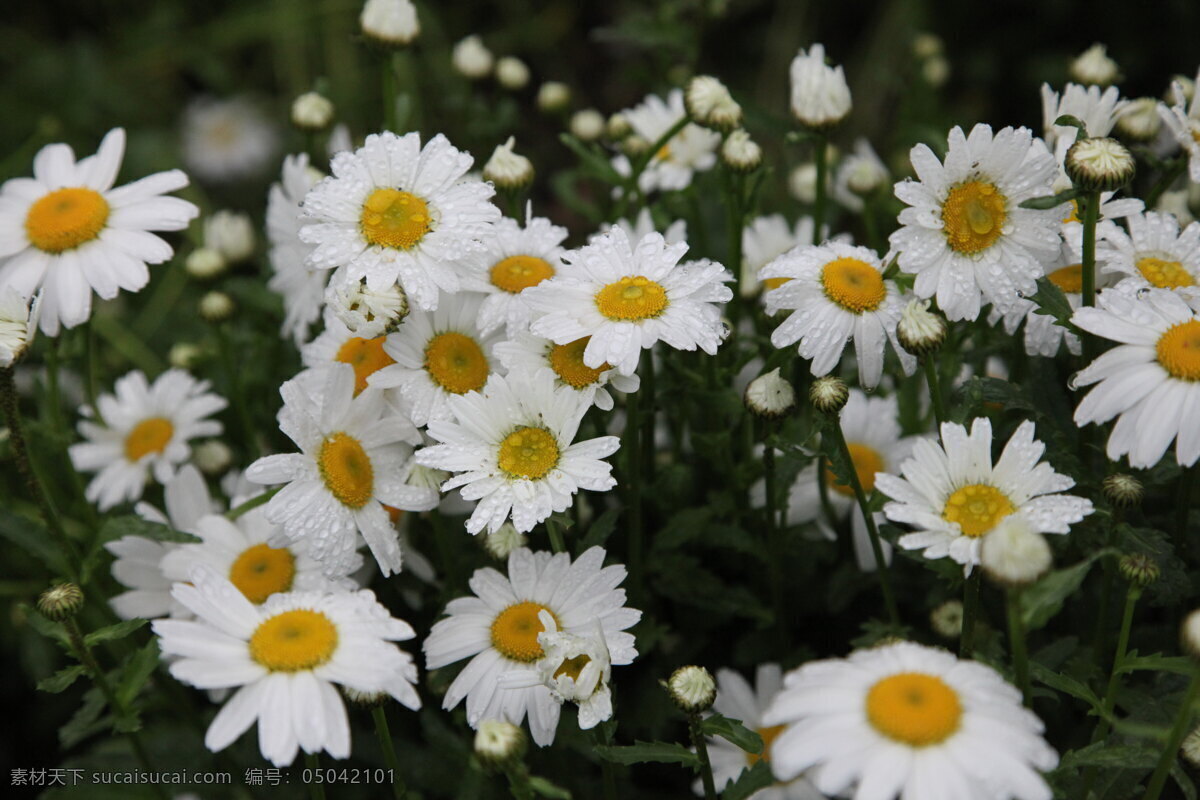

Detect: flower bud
536,81,571,114
980,516,1052,587
495,57,530,91
922,56,950,88
897,299,947,356
744,368,795,419
360,0,419,47
1118,553,1160,588
621,134,650,158
474,719,526,766
452,35,493,80
194,440,233,476
666,665,716,713
185,248,228,280
1102,473,1143,507
198,291,236,323
1183,609,1200,660
38,583,83,622
1064,137,1135,192
721,130,762,173
606,113,632,141
483,523,527,560
911,33,943,60
685,75,742,133
204,210,256,263
1069,43,1120,87
291,92,334,131
342,686,390,708
789,43,852,129
930,599,963,639
168,342,203,370
569,109,606,143
483,137,534,191
1114,98,1162,143
1183,726,1200,768
788,163,819,204
809,376,849,413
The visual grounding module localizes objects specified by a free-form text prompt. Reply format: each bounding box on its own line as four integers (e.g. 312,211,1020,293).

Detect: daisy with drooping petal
741,215,843,298
299,131,500,311
422,546,640,746
1072,287,1200,467
460,212,568,336
245,364,436,577
368,291,503,428
1096,211,1200,294
416,369,620,534
153,566,420,767
611,90,720,193
0,128,199,335
182,97,279,183
599,207,687,248
1041,82,1127,163
266,153,327,346
1159,70,1200,183
700,664,823,800
68,370,226,511
890,124,1063,321
876,417,1093,573
494,332,639,411
526,226,732,375
762,641,1058,800
990,234,1090,358
781,391,922,570
762,242,915,388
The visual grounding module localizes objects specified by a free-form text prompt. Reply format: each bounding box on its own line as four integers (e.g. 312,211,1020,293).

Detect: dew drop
1136,287,1151,299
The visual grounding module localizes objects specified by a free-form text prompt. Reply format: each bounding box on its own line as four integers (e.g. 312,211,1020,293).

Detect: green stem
1142,670,1200,800
592,727,618,800
625,385,643,590
763,431,787,642
213,324,258,460
960,570,982,657
372,706,407,800
725,166,746,322
306,752,327,800
922,355,947,430
641,350,657,487
828,415,900,627
1175,466,1197,555
382,53,398,132
1006,587,1032,706
816,453,840,534
688,713,718,800
1145,159,1187,210
1094,586,1141,751
1080,190,1101,367
546,517,565,554
82,321,102,423
812,134,828,245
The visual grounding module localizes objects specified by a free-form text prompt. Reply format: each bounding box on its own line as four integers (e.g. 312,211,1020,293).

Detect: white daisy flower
152,566,420,767
1158,70,1200,183
266,153,327,347
494,332,640,411
244,364,435,577
781,391,922,570
368,291,503,428
526,227,732,375
611,90,721,193
1096,211,1200,294
599,207,687,247
762,242,915,388
302,309,403,405
701,664,823,800
990,234,1088,357
415,369,621,534
182,97,279,183
832,138,889,213
1072,286,1200,467
1041,82,1127,164
299,131,500,311
460,212,568,336
742,215,843,298
422,546,640,746
876,417,1093,573
68,370,226,511
0,287,36,366
762,641,1058,800
890,124,1063,321
0,128,199,336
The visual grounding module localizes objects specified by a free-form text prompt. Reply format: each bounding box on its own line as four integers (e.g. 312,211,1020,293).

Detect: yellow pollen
335,336,395,395
941,180,1007,254
490,255,555,293
655,144,672,162
1156,319,1200,381
594,276,669,320
424,332,489,394
763,277,790,291
360,188,432,250
498,427,560,480
124,417,174,462
549,337,608,388
1137,256,1194,289
942,483,1015,537
1047,264,1084,294
249,609,338,672
229,544,296,604
746,724,785,766
866,672,962,747
553,654,592,683
825,442,885,497
1062,199,1082,225
25,187,111,253
384,504,405,525
491,602,559,662
820,257,887,313
317,433,374,508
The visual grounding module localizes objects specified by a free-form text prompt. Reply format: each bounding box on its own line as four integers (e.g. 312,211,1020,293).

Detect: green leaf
1174,764,1198,800
38,664,87,694
116,639,161,708
59,686,110,748
1058,741,1158,769
21,602,68,645
0,510,70,576
721,762,773,800
1019,186,1080,210
528,776,572,799
593,741,700,767
1117,651,1197,678
575,509,620,555
1021,553,1110,631
1053,114,1089,137
700,713,763,755
1026,277,1078,331
84,618,146,647
96,514,199,546
1031,662,1104,714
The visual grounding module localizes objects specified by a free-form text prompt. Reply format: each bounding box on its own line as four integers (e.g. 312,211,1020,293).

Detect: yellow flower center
866,672,962,747
25,187,111,253
498,427,560,480
1137,256,1194,289
655,144,672,162
490,602,559,662
825,442,885,497
1047,263,1084,294
746,724,785,766
820,257,887,313
942,483,1015,537
548,337,608,388
553,654,592,683
1156,320,1200,381
424,332,489,394
317,433,374,509
941,180,1007,255
762,277,790,291
594,276,669,321
1062,199,1082,225
229,543,297,605
335,335,395,395
123,417,174,462
490,255,555,293
249,609,338,672
360,188,432,250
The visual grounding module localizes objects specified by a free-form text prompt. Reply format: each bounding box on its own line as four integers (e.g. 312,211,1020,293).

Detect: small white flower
193,440,233,475
460,212,566,337
291,92,334,130
980,514,1053,586
1070,43,1120,87
833,138,889,212
1158,70,1200,185
896,297,948,355
360,0,419,46
474,720,525,762
452,35,494,79
1115,97,1164,142
789,43,852,128
612,90,721,193
182,97,279,183
482,137,535,190
266,153,327,346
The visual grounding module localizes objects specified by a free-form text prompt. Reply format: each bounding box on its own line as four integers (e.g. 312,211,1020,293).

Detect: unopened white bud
809,376,849,413
744,368,795,419
360,0,419,47
897,299,947,355
483,523,527,560
606,113,631,141
666,665,716,712
721,129,762,172
193,440,233,475
452,35,493,80
1183,726,1200,768
495,56,530,91
980,516,1052,587
204,211,255,263
1114,98,1162,143
1065,137,1135,192
789,43,852,129
911,33,943,60
168,342,203,370
570,109,606,142
185,248,228,280
198,291,235,323
685,75,742,133
1184,609,1200,660
291,92,334,130
536,81,571,114
483,137,534,190
474,719,526,765
788,163,821,204
922,56,950,88
930,599,963,639
1070,43,1120,87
